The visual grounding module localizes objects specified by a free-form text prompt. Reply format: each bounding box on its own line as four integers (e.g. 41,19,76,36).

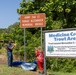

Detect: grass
48,71,76,75
0,64,76,75
0,64,38,75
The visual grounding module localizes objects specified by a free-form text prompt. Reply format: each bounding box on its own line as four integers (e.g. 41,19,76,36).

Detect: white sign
45,29,76,58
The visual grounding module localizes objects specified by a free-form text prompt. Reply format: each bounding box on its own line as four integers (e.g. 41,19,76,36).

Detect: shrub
0,43,2,49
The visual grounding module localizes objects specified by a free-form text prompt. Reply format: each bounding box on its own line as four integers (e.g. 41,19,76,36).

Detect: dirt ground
0,53,7,64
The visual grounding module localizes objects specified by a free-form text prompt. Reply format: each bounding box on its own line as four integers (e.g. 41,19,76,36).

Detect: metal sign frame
43,28,76,75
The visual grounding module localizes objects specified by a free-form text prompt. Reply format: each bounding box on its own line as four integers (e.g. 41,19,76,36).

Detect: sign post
20,13,46,63
24,28,26,61
41,27,42,47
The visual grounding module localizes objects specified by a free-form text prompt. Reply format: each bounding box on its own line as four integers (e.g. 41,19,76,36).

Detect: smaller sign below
20,13,46,28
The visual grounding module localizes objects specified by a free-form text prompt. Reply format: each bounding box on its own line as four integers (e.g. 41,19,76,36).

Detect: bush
46,58,76,72
0,43,2,49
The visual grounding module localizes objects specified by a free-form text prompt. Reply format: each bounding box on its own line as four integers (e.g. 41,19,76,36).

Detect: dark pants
7,52,13,67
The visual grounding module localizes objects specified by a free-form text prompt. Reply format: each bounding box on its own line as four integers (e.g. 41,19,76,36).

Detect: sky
0,0,22,28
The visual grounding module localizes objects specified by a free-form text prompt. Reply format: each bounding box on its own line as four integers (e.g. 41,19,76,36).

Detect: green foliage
19,46,24,57
0,44,2,49
46,58,76,72
0,48,3,54
51,20,63,29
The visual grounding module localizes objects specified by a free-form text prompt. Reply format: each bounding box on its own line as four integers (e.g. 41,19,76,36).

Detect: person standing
6,40,16,67
35,46,44,74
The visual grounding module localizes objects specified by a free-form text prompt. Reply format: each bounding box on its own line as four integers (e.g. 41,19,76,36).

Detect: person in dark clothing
6,40,16,67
